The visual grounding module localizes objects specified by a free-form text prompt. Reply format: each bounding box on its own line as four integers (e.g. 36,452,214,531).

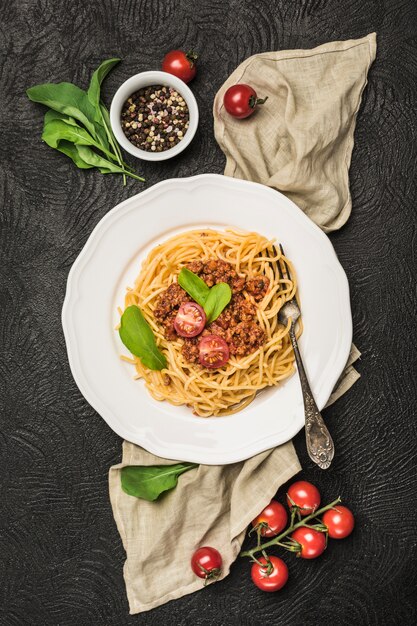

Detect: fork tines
266,243,292,283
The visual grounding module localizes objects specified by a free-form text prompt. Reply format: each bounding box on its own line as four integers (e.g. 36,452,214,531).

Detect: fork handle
289,324,335,469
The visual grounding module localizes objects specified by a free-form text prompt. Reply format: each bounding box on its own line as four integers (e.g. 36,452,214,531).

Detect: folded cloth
109,34,376,614
214,33,377,233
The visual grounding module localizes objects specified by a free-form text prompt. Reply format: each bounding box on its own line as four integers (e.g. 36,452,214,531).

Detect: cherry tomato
223,84,268,119
162,50,198,83
291,527,326,559
322,506,355,539
191,546,222,581
174,302,206,337
251,556,288,592
251,500,288,537
199,334,229,368
287,481,321,516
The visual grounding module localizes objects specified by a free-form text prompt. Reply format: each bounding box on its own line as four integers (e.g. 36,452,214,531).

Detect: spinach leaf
87,58,121,114
178,268,210,306
99,102,133,171
53,140,94,169
44,109,79,126
87,58,121,152
119,305,167,370
74,145,144,180
27,82,100,139
42,117,117,161
178,269,232,321
121,463,198,501
27,59,144,185
203,282,232,323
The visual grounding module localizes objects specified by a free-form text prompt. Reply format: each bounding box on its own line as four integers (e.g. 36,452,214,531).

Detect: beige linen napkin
109,34,376,615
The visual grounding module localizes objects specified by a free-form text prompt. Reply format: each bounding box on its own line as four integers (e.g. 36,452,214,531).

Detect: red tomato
251,500,288,537
191,546,222,581
174,302,206,337
251,556,288,592
287,481,321,516
199,334,229,368
322,506,355,539
291,527,326,559
162,50,198,83
223,84,268,119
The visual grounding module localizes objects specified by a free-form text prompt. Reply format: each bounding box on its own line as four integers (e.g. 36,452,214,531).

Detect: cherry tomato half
223,84,268,119
322,506,355,539
162,50,198,83
199,334,229,368
287,481,321,516
251,556,288,592
191,546,222,581
251,500,288,537
291,527,326,559
174,302,206,337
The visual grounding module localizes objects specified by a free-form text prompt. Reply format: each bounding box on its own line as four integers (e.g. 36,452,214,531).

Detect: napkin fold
109,33,376,614
214,33,377,233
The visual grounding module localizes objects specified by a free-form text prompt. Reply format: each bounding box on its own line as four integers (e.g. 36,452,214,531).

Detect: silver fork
269,244,335,469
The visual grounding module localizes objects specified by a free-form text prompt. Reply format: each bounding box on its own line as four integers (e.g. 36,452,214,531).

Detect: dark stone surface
1,1,417,624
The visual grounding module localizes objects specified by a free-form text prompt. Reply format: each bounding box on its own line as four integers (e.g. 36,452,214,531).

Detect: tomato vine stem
240,497,342,559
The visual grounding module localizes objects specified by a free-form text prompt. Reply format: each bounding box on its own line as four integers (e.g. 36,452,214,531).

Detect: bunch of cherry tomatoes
162,49,267,119
191,481,355,592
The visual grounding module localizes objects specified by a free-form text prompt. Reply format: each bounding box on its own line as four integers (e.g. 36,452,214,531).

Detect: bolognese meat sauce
154,259,269,365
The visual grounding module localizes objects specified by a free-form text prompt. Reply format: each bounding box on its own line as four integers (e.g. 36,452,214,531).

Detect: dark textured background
1,1,417,624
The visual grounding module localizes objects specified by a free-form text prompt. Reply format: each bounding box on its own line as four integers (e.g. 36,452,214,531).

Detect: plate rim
62,173,353,464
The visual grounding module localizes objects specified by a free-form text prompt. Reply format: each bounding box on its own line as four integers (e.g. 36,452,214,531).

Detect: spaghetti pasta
120,229,300,417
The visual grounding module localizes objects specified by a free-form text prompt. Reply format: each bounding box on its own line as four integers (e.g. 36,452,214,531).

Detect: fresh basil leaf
119,305,167,370
204,282,232,323
121,463,198,501
178,268,210,306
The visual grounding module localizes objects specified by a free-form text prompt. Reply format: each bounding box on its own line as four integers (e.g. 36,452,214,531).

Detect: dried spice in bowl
120,85,190,152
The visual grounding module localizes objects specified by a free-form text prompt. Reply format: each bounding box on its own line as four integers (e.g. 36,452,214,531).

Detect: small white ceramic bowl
110,70,199,161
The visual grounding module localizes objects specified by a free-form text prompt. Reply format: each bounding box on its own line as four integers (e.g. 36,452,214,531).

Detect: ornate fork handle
289,324,335,470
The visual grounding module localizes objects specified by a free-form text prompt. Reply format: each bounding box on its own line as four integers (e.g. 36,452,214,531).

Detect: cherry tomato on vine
287,481,321,516
199,334,229,368
191,546,222,582
291,527,326,559
251,556,288,592
174,302,206,337
322,506,355,539
162,50,198,83
251,500,288,537
223,84,268,119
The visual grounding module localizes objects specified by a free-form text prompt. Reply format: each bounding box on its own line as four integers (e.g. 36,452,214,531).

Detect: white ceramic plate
62,174,352,464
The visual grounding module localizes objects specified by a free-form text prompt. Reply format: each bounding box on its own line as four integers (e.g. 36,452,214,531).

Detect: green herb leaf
99,102,132,170
75,145,144,180
178,268,210,306
121,463,198,501
44,109,79,126
178,269,232,322
53,140,95,169
27,60,145,185
27,82,100,139
119,305,167,370
87,58,122,154
203,282,232,323
42,117,117,161
87,58,121,114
